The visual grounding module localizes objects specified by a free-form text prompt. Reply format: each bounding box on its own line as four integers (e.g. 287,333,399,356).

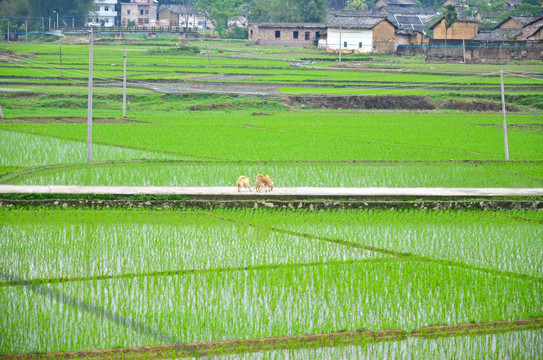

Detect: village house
522,16,543,40
157,5,213,29
391,15,430,47
121,0,158,27
429,16,479,39
248,23,325,45
88,0,118,27
497,15,543,30
326,12,397,53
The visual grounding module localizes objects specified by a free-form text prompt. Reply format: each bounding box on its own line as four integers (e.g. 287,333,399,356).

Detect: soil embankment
286,95,519,112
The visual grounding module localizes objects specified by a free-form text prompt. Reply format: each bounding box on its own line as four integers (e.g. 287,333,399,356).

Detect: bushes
146,45,200,55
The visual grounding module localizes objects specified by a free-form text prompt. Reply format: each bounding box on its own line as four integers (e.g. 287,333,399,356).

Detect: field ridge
2,317,541,360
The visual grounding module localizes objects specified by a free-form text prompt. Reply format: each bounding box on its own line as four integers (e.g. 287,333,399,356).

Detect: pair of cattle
237,175,274,193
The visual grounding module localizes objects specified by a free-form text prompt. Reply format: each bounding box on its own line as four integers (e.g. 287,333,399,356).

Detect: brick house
429,16,478,39
248,23,326,45
121,0,158,27
326,12,397,53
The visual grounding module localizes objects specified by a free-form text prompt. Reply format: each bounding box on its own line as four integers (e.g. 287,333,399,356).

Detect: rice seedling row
4,157,541,188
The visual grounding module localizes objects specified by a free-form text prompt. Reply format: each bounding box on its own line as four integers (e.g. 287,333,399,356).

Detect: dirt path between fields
2,317,542,359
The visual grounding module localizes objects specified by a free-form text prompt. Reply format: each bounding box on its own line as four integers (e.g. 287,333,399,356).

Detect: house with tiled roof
248,23,326,45
522,16,543,40
497,15,543,30
326,12,397,53
429,16,479,39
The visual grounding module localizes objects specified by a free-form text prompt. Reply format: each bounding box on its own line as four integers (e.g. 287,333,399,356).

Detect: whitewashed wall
327,28,373,53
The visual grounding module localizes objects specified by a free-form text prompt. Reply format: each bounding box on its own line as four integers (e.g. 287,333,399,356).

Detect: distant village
35,0,543,62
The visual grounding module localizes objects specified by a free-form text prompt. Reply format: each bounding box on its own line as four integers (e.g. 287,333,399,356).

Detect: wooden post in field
206,44,213,72
123,46,127,118
339,27,342,63
7,18,10,43
25,20,28,42
87,29,94,163
59,45,63,77
0,104,3,119
500,70,509,160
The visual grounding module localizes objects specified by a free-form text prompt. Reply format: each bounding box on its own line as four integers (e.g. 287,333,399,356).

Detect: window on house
145,10,149,15
275,30,281,38
105,18,109,23
316,31,320,39
104,6,109,11
98,6,101,11
127,10,130,15
140,10,144,15
293,31,299,39
305,31,310,40
359,42,362,48
250,29,253,37
344,41,347,48
145,18,149,24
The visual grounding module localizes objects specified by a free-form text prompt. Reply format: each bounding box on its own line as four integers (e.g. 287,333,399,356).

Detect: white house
326,12,397,53
157,5,213,29
88,0,118,27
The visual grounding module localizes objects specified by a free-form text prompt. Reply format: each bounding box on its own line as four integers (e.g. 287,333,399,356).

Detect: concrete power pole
87,29,94,163
59,45,63,77
500,70,509,160
206,44,213,72
123,47,127,118
339,27,342,63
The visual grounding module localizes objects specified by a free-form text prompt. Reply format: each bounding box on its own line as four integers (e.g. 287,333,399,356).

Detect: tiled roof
327,13,390,29
522,17,543,39
380,0,418,6
252,23,326,29
472,28,522,41
377,6,436,15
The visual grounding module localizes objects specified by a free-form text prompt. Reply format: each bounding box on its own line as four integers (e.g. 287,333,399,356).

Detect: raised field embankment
0,186,542,210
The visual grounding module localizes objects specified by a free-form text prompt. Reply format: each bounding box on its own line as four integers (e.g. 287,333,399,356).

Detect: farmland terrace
1,39,542,359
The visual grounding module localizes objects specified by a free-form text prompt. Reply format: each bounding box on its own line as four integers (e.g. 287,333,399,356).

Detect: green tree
505,0,543,16
197,0,244,34
345,0,368,11
442,5,457,61
1,0,94,18
247,0,326,23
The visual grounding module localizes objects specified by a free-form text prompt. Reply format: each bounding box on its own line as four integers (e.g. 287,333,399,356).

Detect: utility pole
462,31,466,64
41,17,44,33
123,46,127,117
339,27,342,63
54,11,59,31
26,20,28,42
7,18,10,43
500,70,509,160
0,104,3,119
206,44,213,72
49,17,51,31
87,29,94,163
59,45,63,77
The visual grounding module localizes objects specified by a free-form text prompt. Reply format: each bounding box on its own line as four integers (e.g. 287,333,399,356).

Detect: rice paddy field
1,37,543,358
